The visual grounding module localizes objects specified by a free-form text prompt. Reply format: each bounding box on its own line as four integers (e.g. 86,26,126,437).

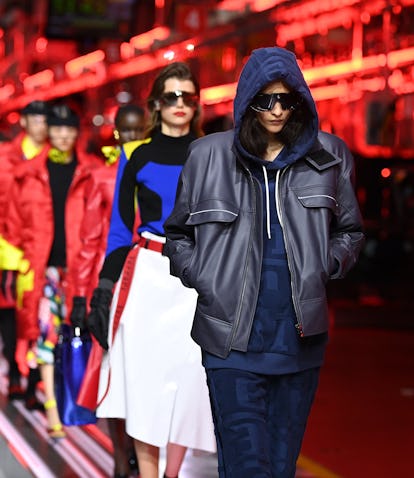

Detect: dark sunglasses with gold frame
158,90,199,108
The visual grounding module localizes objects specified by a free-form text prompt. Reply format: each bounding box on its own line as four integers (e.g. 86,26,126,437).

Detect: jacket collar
232,132,341,173
303,139,342,171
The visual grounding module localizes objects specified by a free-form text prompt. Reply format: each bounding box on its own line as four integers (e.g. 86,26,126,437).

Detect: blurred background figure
0,100,49,409
70,103,146,478
3,103,99,438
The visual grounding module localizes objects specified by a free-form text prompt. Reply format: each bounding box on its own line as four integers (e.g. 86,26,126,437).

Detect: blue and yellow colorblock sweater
100,130,196,283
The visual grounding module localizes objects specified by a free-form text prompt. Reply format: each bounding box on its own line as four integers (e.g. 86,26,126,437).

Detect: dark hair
239,86,309,158
21,100,49,116
47,104,80,128
114,104,145,128
146,62,203,137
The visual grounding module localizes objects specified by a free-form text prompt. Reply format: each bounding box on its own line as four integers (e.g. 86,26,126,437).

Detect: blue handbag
54,323,98,426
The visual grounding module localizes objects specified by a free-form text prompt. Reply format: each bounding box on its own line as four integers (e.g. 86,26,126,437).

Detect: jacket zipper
275,168,304,337
228,169,257,352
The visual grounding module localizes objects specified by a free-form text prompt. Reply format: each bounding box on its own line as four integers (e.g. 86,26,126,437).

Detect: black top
47,158,76,267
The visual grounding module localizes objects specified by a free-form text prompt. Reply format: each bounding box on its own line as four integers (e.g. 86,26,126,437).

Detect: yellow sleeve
0,235,30,273
16,269,34,308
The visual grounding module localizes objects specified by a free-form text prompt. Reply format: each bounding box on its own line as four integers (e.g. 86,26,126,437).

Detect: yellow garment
16,269,34,309
123,137,152,160
0,235,30,273
101,145,120,166
22,135,43,160
48,148,71,164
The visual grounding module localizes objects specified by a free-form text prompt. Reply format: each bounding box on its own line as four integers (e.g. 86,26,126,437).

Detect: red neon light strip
129,26,170,50
0,84,15,101
217,0,283,11
201,82,237,104
2,45,414,113
303,55,387,83
23,69,54,92
388,46,414,68
65,50,105,78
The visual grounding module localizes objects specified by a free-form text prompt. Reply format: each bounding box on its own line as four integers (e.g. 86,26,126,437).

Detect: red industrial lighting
360,11,370,23
275,0,363,22
222,46,237,71
120,42,134,61
7,111,19,124
217,0,283,12
35,37,48,53
111,38,197,81
303,54,387,83
0,84,15,101
388,46,414,68
353,76,386,92
52,72,105,96
310,83,349,101
200,83,237,105
250,0,284,11
23,69,54,93
381,167,392,179
277,8,356,44
65,50,105,78
129,26,170,51
216,0,250,10
109,53,159,80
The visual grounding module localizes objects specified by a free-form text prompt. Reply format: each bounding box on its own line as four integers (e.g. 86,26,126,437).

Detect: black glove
70,296,87,329
86,287,113,350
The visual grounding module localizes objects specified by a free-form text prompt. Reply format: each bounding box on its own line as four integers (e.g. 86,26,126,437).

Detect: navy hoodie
203,47,327,374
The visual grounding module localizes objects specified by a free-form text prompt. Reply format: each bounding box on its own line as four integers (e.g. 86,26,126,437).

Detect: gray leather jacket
164,130,364,359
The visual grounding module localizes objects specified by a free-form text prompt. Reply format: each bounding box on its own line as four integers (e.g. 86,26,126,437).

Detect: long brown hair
145,62,203,138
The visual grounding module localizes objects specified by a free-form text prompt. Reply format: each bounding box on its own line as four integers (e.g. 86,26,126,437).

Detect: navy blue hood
233,47,319,169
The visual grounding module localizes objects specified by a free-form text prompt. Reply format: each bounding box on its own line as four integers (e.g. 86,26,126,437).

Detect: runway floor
1,303,413,477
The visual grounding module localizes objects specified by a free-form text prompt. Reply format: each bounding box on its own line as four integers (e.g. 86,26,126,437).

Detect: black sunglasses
250,92,301,112
159,90,199,108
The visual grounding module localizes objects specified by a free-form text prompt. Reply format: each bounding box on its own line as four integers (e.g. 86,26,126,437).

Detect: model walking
87,62,216,478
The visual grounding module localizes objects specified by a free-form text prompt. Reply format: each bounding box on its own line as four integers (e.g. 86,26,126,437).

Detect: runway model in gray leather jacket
164,46,364,478
164,60,364,360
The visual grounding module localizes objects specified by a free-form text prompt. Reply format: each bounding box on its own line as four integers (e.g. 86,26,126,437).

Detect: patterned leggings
206,367,320,478
36,266,67,365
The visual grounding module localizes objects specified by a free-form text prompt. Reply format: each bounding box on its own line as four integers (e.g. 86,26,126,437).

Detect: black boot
8,375,25,400
25,368,44,411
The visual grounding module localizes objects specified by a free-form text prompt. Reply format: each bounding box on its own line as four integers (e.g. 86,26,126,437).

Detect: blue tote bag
54,323,97,426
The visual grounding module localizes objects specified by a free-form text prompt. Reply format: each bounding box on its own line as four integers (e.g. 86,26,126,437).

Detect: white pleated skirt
96,243,216,453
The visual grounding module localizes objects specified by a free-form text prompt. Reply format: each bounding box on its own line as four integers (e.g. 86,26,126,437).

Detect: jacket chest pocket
183,203,240,292
294,189,339,216
185,202,239,226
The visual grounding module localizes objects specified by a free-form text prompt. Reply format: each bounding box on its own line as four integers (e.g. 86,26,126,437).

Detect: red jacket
0,132,49,308
72,161,118,301
3,148,99,340
72,140,145,303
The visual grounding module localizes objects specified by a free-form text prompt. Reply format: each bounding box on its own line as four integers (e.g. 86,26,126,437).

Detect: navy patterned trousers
205,367,320,478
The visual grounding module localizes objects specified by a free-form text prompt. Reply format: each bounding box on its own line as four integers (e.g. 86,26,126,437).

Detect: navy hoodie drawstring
262,166,283,240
